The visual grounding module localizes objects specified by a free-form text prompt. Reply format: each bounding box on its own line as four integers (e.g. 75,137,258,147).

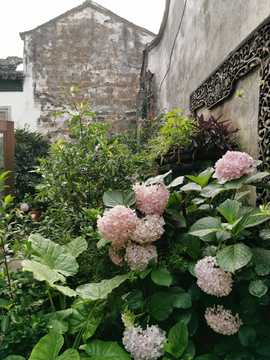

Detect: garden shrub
14,126,50,206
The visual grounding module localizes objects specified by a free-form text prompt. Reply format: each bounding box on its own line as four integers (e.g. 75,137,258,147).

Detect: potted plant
148,110,239,181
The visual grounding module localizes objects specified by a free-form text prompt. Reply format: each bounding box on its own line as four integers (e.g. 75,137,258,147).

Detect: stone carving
257,59,270,206
189,16,270,205
189,16,270,114
0,57,23,72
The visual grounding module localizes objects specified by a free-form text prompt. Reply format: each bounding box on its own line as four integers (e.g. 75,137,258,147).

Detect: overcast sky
0,0,165,60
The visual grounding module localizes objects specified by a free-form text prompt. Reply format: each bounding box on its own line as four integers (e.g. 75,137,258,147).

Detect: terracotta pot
30,211,42,221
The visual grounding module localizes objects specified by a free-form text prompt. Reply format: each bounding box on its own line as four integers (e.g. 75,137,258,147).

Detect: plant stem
1,235,13,299
72,301,98,349
45,281,55,312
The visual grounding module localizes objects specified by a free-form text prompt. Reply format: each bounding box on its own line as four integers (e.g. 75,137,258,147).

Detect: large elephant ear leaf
76,273,130,300
27,234,79,278
29,333,64,359
62,236,87,258
80,339,131,359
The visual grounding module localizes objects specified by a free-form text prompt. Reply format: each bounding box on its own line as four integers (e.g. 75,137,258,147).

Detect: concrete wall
20,1,155,141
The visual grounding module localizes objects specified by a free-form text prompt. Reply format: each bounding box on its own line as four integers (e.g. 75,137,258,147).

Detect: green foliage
148,109,197,160
14,126,50,205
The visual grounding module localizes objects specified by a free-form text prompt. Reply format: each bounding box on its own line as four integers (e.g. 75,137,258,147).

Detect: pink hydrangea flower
20,203,29,212
97,205,138,248
130,214,165,244
108,248,124,267
133,182,170,215
195,256,233,297
215,151,255,182
205,305,243,335
123,324,167,360
125,244,157,271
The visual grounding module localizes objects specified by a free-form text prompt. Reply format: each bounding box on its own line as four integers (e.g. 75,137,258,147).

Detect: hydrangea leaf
249,280,268,298
27,234,79,277
67,299,106,342
181,183,202,191
80,339,131,359
144,170,172,185
251,248,270,266
244,172,270,184
62,236,87,258
235,210,270,232
167,176,184,188
218,199,240,224
224,174,249,189
149,291,173,321
29,333,64,360
163,321,188,358
123,191,136,207
180,233,201,259
188,217,223,238
186,166,214,188
216,243,253,273
239,298,256,314
238,325,256,346
180,340,195,360
200,184,226,198
193,354,220,360
103,191,124,207
151,269,173,287
234,190,251,201
76,273,129,300
3,356,26,360
259,228,270,240
126,290,144,310
172,292,192,309
254,264,270,276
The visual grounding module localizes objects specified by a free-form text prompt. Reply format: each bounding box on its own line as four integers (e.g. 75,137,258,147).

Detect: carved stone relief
189,15,270,205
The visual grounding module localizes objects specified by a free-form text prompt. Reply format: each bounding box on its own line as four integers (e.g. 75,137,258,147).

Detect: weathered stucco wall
20,1,155,141
146,0,270,114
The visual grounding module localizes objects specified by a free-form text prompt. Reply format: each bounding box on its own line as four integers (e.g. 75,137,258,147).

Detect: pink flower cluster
125,244,158,271
20,203,29,212
123,324,167,360
133,183,170,215
97,205,137,248
195,256,233,297
205,305,243,335
215,151,255,182
130,214,165,244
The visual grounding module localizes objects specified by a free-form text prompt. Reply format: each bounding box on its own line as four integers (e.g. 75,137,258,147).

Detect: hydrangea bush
95,150,270,360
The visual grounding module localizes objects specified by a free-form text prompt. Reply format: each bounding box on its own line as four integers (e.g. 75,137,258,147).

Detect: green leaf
181,340,195,360
1,315,9,333
180,233,201,259
144,170,172,185
254,264,270,276
172,291,192,309
76,273,129,300
163,321,188,358
139,268,152,279
189,217,223,238
234,190,251,201
186,167,214,188
44,309,73,334
29,333,64,359
216,243,253,273
164,209,186,228
80,339,131,359
181,182,202,191
27,234,79,278
200,183,226,198
252,248,270,266
3,357,26,360
22,260,76,297
249,280,268,297
167,176,184,188
238,325,256,346
123,191,136,207
240,298,256,314
97,238,107,249
259,228,270,240
194,354,219,360
62,237,87,258
103,191,124,207
125,290,144,310
224,174,249,189
151,269,173,287
149,291,173,321
67,299,106,342
244,172,270,184
235,210,270,232
56,349,80,360
218,199,239,224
